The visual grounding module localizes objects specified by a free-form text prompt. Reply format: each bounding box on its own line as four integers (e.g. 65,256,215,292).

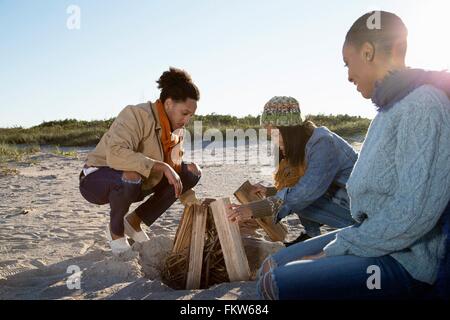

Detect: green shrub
0,114,370,147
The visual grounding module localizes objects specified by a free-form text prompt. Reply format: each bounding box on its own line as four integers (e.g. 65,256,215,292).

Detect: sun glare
407,1,450,70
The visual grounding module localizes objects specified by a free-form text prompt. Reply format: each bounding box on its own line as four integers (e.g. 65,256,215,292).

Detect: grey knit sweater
323,85,450,284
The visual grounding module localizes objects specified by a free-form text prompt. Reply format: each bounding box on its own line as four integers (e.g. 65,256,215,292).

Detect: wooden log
179,189,200,206
254,216,287,242
234,180,262,203
209,198,251,282
234,180,287,242
172,205,194,254
186,204,208,289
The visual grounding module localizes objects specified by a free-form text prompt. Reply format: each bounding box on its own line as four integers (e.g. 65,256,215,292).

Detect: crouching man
79,67,202,255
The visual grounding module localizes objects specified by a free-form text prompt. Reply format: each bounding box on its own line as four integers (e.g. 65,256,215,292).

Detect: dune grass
306,114,370,138
0,143,41,175
0,114,370,148
0,119,113,147
0,143,41,163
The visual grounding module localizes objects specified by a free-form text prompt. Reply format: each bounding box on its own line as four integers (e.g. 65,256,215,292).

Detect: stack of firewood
162,181,287,290
162,202,230,290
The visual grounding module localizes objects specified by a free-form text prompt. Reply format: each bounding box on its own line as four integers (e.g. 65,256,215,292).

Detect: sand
0,140,363,300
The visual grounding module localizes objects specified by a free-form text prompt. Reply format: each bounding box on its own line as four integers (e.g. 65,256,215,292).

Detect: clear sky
1,0,449,128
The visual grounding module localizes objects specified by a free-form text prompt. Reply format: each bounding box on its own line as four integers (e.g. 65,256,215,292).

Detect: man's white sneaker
109,237,132,256
105,224,131,256
124,212,150,243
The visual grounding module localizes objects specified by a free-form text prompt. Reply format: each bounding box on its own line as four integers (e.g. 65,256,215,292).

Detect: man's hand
186,162,202,177
153,161,183,198
226,203,253,222
250,182,268,198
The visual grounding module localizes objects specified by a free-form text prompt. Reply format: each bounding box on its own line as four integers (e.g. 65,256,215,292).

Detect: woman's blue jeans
295,188,355,237
257,229,431,300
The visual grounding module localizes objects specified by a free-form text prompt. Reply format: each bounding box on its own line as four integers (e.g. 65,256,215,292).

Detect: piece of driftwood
234,180,287,242
209,198,251,282
172,205,194,254
163,201,229,290
186,204,208,289
162,205,193,289
179,189,200,206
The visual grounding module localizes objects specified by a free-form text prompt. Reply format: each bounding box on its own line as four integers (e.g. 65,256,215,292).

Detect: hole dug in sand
131,232,283,292
60,209,283,298
152,200,284,291
77,185,286,296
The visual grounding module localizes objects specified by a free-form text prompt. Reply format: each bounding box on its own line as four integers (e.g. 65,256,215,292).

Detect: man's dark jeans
79,162,200,235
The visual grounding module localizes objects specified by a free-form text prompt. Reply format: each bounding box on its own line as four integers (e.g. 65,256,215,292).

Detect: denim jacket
275,127,358,221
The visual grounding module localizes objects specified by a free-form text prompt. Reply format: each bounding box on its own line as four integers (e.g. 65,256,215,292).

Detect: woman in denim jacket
227,96,357,245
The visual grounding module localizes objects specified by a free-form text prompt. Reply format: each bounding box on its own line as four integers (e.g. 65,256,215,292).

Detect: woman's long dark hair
277,120,316,167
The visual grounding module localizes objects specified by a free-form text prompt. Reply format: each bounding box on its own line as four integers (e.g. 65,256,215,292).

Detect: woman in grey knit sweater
256,11,450,299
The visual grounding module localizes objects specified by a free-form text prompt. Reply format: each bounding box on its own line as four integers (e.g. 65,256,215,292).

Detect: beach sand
0,140,363,300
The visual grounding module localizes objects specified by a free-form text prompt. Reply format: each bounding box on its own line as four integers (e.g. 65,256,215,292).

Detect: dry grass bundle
162,202,230,290
201,211,229,288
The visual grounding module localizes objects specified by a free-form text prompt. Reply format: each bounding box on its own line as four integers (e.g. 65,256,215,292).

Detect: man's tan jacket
85,101,164,190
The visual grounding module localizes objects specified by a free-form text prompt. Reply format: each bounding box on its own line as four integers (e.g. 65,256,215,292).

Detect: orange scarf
156,100,183,173
274,159,306,190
